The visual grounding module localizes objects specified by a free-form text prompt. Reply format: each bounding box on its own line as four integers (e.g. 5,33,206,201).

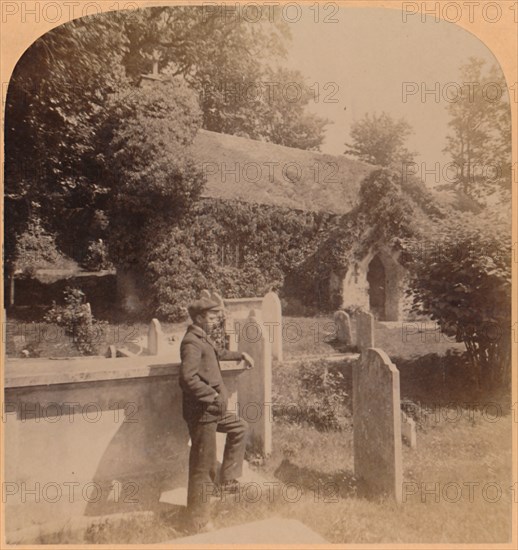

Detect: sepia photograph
1,1,516,546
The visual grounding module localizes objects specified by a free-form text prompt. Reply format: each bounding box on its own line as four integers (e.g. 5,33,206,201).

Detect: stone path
167,518,328,544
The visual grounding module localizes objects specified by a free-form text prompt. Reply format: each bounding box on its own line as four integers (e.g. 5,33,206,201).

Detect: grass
5,317,188,358
282,314,465,361
261,413,512,544
9,313,512,544
33,411,511,544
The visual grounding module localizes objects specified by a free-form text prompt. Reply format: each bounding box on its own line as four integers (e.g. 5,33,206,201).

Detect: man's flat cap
188,297,221,319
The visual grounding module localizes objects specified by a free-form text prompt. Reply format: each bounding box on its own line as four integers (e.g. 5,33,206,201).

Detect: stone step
166,518,328,544
159,457,268,507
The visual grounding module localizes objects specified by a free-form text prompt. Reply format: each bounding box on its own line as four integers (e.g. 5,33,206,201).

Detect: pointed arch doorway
367,254,386,320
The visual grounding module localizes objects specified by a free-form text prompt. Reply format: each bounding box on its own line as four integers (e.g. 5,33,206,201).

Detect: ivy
118,168,441,321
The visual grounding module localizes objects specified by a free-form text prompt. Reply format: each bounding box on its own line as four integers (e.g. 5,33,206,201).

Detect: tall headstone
147,318,164,356
334,310,352,345
262,291,283,362
211,292,224,309
353,348,402,502
236,310,272,456
401,411,417,449
200,289,211,300
356,310,374,350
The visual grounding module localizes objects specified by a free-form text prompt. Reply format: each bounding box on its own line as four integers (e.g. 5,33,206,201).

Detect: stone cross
333,310,352,345
353,348,403,502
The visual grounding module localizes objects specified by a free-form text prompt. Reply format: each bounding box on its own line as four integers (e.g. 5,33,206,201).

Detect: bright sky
285,6,500,175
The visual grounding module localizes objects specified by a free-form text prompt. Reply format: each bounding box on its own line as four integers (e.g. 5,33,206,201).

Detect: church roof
190,129,377,215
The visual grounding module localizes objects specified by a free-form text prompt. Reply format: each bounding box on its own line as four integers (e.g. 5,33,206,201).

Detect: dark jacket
179,324,241,423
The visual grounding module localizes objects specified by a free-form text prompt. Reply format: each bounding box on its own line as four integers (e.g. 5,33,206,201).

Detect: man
179,297,254,533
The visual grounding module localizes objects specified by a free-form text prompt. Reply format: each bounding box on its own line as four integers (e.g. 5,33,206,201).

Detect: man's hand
241,352,254,369
206,393,226,416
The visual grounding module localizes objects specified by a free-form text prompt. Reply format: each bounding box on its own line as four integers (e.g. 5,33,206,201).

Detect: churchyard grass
36,398,511,544
21,315,510,544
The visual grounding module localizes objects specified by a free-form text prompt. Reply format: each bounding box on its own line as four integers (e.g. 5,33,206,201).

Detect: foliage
44,288,107,355
82,240,114,271
4,14,129,266
4,7,328,272
404,214,511,388
273,359,351,431
292,168,444,309
206,65,330,150
13,216,67,276
442,57,511,204
142,201,332,320
344,111,416,168
100,77,204,267
135,168,442,321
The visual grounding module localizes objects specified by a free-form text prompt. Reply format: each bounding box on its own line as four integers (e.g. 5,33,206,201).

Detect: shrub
44,287,106,355
405,215,511,388
82,239,113,271
274,359,351,431
14,216,67,276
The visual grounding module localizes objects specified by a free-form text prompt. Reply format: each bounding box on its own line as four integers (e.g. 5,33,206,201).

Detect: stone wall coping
5,357,245,389
224,297,263,304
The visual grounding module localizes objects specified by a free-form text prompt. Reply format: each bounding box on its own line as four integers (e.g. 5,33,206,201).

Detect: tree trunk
9,272,15,307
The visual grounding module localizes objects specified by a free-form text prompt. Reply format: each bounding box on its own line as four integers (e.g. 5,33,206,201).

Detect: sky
283,6,500,177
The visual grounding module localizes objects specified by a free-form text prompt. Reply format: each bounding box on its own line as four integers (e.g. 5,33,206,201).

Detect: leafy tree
404,214,511,388
202,65,329,150
4,7,328,277
4,13,130,269
344,112,416,168
98,77,204,267
442,57,512,204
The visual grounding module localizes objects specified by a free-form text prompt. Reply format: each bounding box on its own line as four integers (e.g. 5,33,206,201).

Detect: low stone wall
3,356,249,535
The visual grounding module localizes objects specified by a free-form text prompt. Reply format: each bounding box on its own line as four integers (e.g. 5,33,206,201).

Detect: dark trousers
186,411,248,526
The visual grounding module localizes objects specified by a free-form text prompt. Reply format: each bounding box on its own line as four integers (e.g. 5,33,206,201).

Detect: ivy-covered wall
115,169,446,321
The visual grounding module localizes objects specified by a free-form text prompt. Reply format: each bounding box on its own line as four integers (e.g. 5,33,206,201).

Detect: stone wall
3,344,269,536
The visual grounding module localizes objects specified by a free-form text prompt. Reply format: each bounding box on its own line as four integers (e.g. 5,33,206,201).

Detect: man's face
196,310,220,333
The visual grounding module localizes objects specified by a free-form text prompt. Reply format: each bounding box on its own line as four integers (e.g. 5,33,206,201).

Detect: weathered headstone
262,291,283,362
147,318,164,356
353,348,402,502
356,310,374,350
401,411,417,449
334,310,352,345
211,291,224,309
236,310,272,455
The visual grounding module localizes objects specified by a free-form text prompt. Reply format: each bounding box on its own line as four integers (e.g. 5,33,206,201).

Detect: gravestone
236,310,272,455
147,318,164,355
353,348,402,502
334,310,352,345
401,411,417,448
356,310,374,350
211,291,224,309
262,291,283,362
